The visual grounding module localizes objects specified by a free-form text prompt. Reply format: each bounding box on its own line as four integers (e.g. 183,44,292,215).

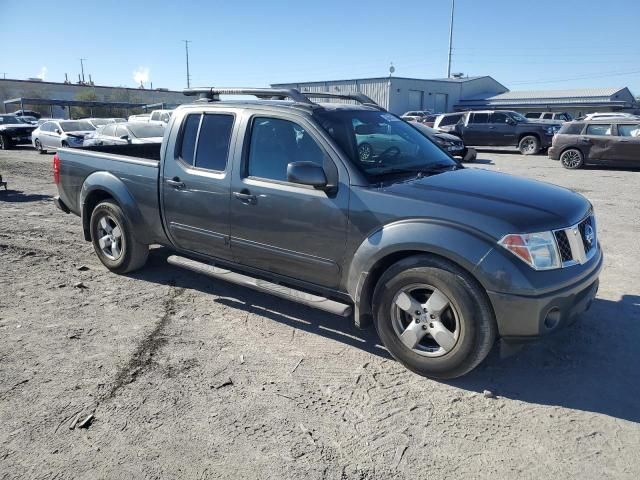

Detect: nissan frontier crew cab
53,87,602,379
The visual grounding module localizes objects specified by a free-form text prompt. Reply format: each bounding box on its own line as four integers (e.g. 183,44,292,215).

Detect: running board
167,255,352,317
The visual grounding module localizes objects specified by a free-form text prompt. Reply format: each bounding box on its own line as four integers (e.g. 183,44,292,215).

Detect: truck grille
553,214,597,267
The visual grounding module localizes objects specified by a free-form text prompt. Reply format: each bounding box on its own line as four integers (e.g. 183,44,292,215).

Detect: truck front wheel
90,200,148,274
372,255,497,379
518,135,540,155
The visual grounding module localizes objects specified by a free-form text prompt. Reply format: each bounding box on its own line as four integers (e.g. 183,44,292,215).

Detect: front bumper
487,249,603,340
547,146,560,160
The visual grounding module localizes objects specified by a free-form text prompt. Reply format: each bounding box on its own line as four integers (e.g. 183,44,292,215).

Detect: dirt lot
1,147,639,479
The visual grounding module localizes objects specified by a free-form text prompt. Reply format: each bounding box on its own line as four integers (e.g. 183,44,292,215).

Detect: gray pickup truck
53,88,602,378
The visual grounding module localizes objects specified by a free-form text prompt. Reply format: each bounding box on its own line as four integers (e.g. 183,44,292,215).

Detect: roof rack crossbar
302,91,380,107
183,87,314,104
183,87,382,109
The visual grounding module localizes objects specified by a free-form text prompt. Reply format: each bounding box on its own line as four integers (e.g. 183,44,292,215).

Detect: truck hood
381,168,591,235
0,123,36,131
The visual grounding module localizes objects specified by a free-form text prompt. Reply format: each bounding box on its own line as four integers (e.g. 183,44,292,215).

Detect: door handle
233,191,257,204
579,137,591,144
166,177,185,189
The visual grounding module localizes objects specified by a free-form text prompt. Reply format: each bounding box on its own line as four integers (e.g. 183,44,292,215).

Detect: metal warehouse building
272,76,508,115
457,87,639,118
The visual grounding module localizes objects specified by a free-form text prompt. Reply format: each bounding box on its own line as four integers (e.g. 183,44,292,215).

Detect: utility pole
80,58,87,83
183,40,191,88
447,0,455,78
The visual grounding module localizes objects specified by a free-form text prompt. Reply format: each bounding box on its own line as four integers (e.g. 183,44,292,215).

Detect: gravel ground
1,147,639,479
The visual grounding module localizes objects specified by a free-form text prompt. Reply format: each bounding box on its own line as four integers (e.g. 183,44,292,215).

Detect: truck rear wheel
0,135,11,150
372,255,496,379
518,135,540,155
90,200,148,274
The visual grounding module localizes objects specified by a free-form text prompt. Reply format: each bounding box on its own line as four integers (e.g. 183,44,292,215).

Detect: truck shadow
449,295,640,423
133,248,639,422
130,247,390,360
0,189,51,202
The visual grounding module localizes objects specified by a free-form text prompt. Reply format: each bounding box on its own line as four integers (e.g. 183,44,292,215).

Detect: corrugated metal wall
273,79,391,110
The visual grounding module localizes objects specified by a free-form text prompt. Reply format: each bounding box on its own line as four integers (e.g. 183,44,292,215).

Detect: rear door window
525,113,539,119
193,114,234,171
178,114,201,165
586,124,612,136
490,112,509,124
542,113,553,119
469,112,489,124
617,124,640,137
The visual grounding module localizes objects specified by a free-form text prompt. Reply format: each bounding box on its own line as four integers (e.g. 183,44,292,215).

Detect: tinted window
558,122,585,135
557,113,572,121
470,113,489,124
194,114,234,171
439,113,462,126
151,112,160,121
491,112,509,123
542,113,553,119
248,117,325,181
179,114,201,165
617,124,640,137
525,113,539,118
60,121,95,132
586,124,612,136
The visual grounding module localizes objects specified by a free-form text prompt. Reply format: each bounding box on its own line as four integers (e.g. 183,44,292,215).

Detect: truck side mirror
287,161,328,189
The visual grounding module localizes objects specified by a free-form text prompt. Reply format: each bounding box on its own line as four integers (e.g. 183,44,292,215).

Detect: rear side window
586,124,612,136
617,124,640,137
179,114,201,164
491,112,509,123
470,112,489,124
558,122,584,135
439,114,462,126
247,117,325,182
542,113,553,119
194,114,234,171
525,113,539,118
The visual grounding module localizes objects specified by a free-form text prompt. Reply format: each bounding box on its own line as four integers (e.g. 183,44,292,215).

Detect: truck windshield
314,110,457,180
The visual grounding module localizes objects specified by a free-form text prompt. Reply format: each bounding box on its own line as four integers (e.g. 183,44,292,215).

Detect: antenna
183,40,192,89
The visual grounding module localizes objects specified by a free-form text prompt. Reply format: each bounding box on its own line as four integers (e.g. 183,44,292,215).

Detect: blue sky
2,0,639,95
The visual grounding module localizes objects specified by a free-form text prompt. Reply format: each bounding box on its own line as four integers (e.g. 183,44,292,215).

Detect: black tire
0,135,11,150
560,148,584,169
518,135,540,155
372,255,497,379
35,139,46,154
90,200,148,274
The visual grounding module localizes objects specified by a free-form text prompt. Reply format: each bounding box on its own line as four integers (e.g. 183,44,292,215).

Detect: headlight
546,126,560,135
498,231,561,270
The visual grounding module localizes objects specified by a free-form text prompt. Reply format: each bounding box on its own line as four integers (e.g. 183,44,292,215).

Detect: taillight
53,153,60,184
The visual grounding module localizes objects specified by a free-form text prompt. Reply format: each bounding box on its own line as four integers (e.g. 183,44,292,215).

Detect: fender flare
80,171,149,243
345,219,527,327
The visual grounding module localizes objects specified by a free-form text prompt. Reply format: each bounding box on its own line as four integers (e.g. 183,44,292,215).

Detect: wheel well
82,190,115,241
518,132,541,143
560,145,584,157
356,250,487,328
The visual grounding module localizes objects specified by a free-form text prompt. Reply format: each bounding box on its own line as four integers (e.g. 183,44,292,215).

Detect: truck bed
56,144,167,246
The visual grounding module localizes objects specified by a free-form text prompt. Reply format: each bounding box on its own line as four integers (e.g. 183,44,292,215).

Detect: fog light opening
544,308,561,330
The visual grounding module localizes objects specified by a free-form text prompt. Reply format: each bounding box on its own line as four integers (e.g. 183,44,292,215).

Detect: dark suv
436,110,562,155
549,120,640,169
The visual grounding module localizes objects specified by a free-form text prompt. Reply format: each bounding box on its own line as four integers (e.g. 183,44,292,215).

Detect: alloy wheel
96,214,124,261
561,150,582,168
390,283,460,357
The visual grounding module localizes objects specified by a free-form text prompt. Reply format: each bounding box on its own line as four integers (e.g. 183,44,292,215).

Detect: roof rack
182,87,381,109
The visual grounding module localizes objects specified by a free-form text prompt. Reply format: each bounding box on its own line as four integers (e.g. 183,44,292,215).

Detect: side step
167,255,353,317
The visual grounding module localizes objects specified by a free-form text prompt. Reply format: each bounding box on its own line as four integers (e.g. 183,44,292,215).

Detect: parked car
433,112,466,134
438,110,562,155
31,119,96,153
409,121,476,161
401,110,433,122
548,120,640,169
148,109,173,124
17,116,38,125
580,112,640,121
36,118,63,126
417,114,439,127
0,114,37,150
525,112,573,122
128,114,151,123
14,109,42,120
53,87,602,379
83,118,126,129
84,122,165,146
